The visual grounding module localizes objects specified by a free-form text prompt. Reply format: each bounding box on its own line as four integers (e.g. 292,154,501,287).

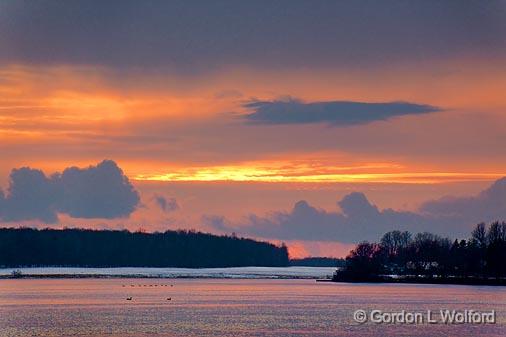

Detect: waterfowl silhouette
126,297,132,301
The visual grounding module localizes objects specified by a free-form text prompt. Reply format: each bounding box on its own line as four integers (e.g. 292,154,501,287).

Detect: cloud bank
208,178,506,242
242,99,440,126
0,160,140,223
0,1,504,71
420,178,506,222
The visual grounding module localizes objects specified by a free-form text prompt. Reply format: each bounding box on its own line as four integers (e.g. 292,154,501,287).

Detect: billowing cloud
1,168,60,223
0,160,140,223
242,98,440,126
420,177,506,223
153,195,179,213
58,160,140,219
209,178,506,242
233,195,427,243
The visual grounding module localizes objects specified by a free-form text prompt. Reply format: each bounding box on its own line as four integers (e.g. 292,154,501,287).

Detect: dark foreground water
0,278,505,337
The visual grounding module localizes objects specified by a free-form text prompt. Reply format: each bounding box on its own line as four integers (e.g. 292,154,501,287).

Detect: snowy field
0,266,336,279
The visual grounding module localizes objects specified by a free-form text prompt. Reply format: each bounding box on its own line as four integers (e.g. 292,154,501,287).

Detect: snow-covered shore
0,266,336,279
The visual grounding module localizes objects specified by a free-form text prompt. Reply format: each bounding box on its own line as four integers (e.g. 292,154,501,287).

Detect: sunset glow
2,4,506,337
134,166,506,184
1,1,506,258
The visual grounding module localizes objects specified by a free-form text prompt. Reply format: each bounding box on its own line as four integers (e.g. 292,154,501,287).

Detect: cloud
201,215,232,232
0,160,140,223
420,177,506,223
153,195,179,213
1,168,60,223
242,98,440,126
0,2,504,71
208,178,506,243
234,195,427,243
58,160,140,219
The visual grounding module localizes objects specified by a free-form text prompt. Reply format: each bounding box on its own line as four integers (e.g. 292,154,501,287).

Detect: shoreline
331,275,506,286
0,266,336,280
1,274,327,280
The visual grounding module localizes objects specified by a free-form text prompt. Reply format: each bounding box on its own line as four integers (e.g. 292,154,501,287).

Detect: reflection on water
0,279,505,336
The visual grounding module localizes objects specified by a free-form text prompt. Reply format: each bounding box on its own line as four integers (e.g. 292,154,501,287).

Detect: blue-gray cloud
58,160,140,219
0,1,504,71
1,168,60,223
0,160,140,223
208,178,506,242
202,215,232,232
242,99,440,126
420,177,506,222
233,194,431,242
153,195,179,213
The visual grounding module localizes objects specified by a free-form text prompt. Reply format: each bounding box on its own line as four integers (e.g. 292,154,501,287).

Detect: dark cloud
242,99,440,126
58,160,140,219
233,195,428,242
0,1,504,71
0,160,140,223
153,195,179,213
1,168,59,223
420,177,506,223
209,178,506,242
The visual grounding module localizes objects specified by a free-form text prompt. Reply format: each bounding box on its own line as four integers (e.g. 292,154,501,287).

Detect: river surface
0,278,504,337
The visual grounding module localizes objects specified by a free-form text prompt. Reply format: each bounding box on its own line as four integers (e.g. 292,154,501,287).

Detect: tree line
334,221,506,282
0,227,289,268
290,257,345,267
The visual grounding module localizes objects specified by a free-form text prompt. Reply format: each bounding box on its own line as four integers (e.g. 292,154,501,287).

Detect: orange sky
1,2,506,257
1,60,506,182
1,61,505,257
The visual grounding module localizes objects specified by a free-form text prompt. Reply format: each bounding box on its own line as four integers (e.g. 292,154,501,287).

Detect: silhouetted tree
334,222,506,281
380,230,412,258
485,221,506,277
405,232,451,276
0,227,289,268
336,242,383,281
290,257,345,267
471,222,487,248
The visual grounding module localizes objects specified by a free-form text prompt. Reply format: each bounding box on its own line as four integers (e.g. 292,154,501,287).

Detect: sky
1,1,506,257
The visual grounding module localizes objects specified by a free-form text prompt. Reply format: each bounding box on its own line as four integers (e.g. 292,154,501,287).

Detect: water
0,278,504,337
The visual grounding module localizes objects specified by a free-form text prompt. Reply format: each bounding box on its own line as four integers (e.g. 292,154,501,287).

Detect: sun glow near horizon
131,162,506,184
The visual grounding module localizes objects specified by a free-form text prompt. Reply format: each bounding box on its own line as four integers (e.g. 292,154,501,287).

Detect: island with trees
0,227,289,268
333,222,506,285
290,257,345,267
